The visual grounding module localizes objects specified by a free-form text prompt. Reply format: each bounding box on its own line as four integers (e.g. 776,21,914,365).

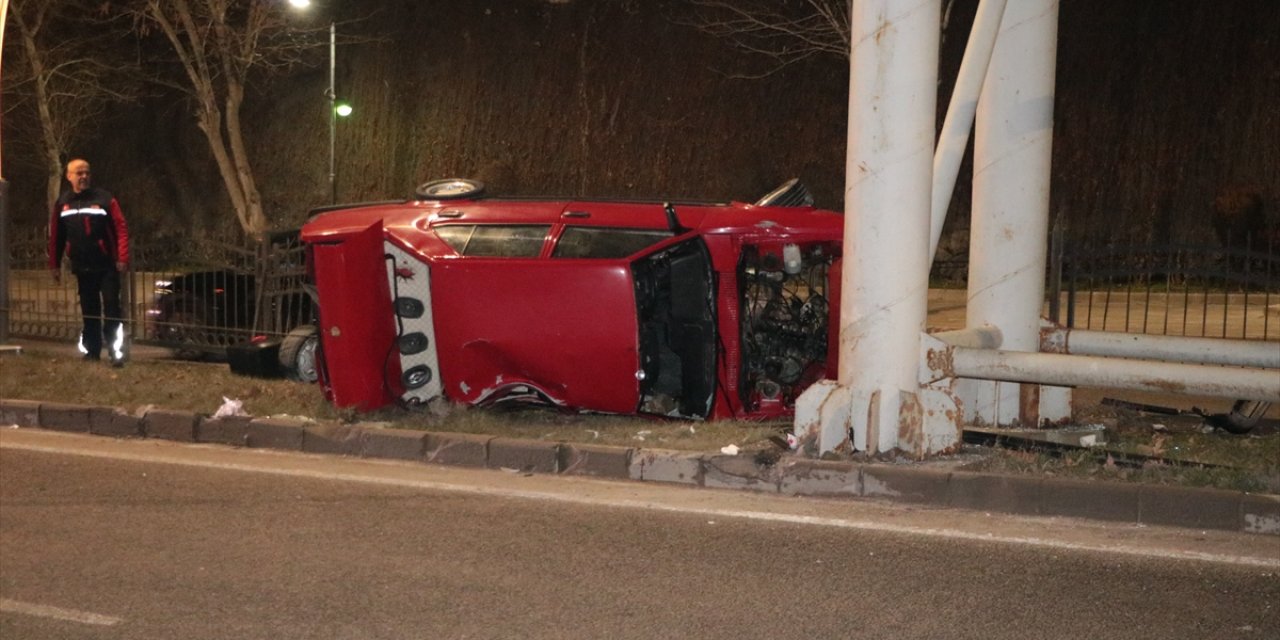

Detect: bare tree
686,0,957,75
688,0,850,73
128,0,315,238
4,0,138,206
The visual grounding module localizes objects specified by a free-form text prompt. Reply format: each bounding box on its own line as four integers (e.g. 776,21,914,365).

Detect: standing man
48,158,130,366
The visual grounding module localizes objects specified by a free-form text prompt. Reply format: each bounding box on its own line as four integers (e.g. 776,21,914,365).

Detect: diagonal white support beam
931,0,1008,260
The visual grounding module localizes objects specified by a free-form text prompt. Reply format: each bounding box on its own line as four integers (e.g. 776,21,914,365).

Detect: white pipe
931,0,1008,260
836,0,940,453
839,0,938,390
964,0,1060,425
1042,328,1280,369
952,348,1280,403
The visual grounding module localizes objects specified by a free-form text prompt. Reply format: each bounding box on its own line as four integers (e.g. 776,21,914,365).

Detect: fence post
0,178,10,344
1047,213,1063,324
252,236,267,334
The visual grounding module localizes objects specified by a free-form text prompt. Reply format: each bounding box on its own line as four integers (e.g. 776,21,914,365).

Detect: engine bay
738,243,836,413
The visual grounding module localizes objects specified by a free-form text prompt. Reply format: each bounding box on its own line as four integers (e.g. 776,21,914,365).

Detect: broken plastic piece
213,396,247,418
720,444,740,455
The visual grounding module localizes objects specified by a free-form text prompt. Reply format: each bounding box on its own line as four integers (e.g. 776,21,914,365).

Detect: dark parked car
299,178,844,420
147,232,311,360
148,269,258,357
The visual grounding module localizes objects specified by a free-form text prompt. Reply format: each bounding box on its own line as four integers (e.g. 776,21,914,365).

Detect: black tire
414,178,485,201
1220,400,1270,435
279,324,320,383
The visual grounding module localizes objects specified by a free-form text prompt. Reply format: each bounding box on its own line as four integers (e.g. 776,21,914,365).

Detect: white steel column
962,0,1067,426
795,0,944,456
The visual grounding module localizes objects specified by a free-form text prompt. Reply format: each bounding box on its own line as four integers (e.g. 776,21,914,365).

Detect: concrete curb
2,397,1277,536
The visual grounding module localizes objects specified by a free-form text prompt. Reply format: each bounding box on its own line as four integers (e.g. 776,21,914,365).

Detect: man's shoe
109,356,125,368
82,353,101,362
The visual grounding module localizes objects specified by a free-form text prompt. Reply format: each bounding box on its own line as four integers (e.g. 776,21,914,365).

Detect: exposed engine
739,244,834,412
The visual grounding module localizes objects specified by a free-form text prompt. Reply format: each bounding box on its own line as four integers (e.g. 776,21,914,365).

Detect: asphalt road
2,430,1277,640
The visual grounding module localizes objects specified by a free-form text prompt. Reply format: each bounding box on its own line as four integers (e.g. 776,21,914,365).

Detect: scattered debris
268,414,315,423
212,397,247,418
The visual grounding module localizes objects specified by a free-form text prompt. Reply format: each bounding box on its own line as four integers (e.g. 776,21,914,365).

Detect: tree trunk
223,80,267,236
13,9,64,207
194,98,253,235
149,0,264,238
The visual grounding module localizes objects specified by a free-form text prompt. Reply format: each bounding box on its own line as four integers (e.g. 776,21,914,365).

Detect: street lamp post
327,20,336,204
289,0,344,204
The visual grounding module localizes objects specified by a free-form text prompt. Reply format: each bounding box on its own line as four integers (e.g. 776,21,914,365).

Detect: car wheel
279,324,320,383
414,178,485,201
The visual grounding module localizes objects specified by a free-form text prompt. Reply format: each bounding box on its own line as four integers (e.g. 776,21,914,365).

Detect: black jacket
48,187,130,272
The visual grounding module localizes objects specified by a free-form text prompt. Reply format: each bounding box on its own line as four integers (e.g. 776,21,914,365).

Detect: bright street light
288,0,311,9
335,102,353,118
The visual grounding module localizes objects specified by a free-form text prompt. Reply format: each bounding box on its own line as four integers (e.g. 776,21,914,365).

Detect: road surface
2,429,1277,639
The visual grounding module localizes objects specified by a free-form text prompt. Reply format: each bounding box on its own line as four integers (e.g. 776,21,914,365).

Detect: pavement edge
2,396,1276,537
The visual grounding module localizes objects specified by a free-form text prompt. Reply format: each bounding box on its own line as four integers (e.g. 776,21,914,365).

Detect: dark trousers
74,268,124,358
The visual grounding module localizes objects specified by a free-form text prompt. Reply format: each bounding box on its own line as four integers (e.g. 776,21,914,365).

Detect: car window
553,227,674,259
434,225,550,257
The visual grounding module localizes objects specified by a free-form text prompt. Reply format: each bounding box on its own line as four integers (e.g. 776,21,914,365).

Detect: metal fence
1047,233,1278,341
4,226,310,356
4,222,1276,355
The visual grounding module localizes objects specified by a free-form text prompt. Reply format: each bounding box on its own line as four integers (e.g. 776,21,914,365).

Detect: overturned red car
299,178,843,420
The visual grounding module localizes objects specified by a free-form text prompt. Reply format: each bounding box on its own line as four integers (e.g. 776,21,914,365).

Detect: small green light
335,102,353,117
